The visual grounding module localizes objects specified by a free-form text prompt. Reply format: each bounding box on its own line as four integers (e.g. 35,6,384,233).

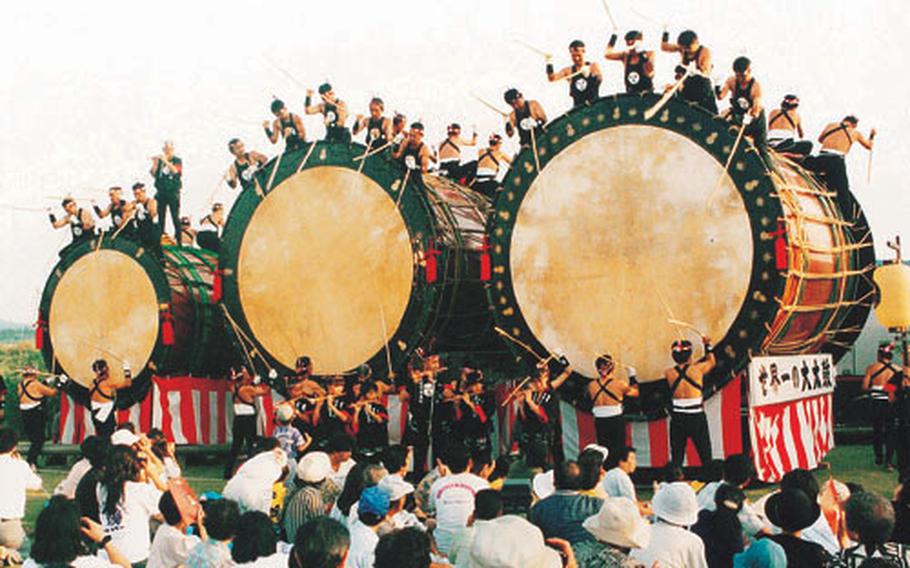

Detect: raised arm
855,128,876,150
94,201,112,219
660,30,680,53
505,111,517,138
264,119,280,144
304,89,323,115
351,115,367,135
546,63,576,82
604,33,625,60
50,210,70,229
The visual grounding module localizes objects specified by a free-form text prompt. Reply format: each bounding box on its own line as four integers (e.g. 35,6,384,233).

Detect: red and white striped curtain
749,393,834,482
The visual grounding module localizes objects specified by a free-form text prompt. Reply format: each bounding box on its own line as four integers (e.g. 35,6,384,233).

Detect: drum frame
487,93,871,381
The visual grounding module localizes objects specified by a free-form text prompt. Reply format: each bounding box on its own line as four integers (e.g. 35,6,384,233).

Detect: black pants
594,414,627,466
405,420,431,474
325,127,351,144
472,178,499,199
156,190,181,240
225,414,257,477
808,153,849,195
196,230,220,252
91,405,116,439
871,399,895,465
22,406,46,466
681,76,717,114
770,138,813,156
669,410,712,470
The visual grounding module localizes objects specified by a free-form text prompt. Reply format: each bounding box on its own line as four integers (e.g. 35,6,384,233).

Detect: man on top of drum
227,138,269,193
437,123,478,180
546,40,602,107
862,343,903,469
129,182,159,254
49,197,95,253
812,115,876,194
588,354,638,465
472,133,512,198
305,83,351,144
89,358,133,439
604,31,655,94
264,99,306,153
503,88,547,150
717,56,769,164
92,186,130,234
392,113,409,144
150,140,183,240
663,337,716,474
767,95,812,155
661,29,717,113
392,122,432,174
352,97,393,152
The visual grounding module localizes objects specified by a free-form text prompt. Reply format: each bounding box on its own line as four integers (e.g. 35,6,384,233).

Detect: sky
0,0,907,323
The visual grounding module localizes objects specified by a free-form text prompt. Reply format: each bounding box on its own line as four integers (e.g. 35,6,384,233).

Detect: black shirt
768,534,829,568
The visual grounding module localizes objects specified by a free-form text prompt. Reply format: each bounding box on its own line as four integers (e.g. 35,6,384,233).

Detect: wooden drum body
487,94,874,382
38,239,232,405
219,142,495,377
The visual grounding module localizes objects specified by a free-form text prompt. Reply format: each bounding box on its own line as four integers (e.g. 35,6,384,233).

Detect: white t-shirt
429,472,490,555
602,468,636,501
54,458,92,499
631,521,708,568
0,454,42,518
97,481,162,563
233,546,290,568
347,518,380,568
697,481,767,537
328,458,356,488
223,451,285,514
23,555,117,568
147,523,201,568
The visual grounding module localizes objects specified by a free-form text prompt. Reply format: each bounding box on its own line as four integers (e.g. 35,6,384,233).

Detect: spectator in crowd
448,489,504,568
632,482,708,568
469,515,576,568
603,446,638,501
731,538,787,568
333,463,387,526
578,445,609,498
765,488,828,568
283,451,335,540
231,510,288,567
186,498,240,568
0,428,42,551
378,473,421,532
149,433,182,480
381,445,410,483
223,445,288,514
75,437,113,523
529,460,604,545
290,517,349,568
274,405,311,478
54,435,106,499
348,486,390,568
414,458,449,518
326,434,357,488
147,490,204,568
840,491,908,566
697,454,766,538
374,527,433,568
692,483,747,568
575,497,651,568
24,495,131,568
891,476,910,544
429,444,490,555
96,443,165,565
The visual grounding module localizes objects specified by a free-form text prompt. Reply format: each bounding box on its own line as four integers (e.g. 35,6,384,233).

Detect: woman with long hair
25,495,130,568
692,483,747,568
97,442,166,565
231,511,287,567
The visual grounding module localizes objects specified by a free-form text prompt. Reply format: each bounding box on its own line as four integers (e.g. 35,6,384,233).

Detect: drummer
225,367,271,479
516,357,573,467
605,31,655,94
18,368,63,468
49,197,95,254
196,203,224,252
437,123,478,180
471,134,512,198
227,138,269,193
264,99,306,153
862,343,902,469
504,88,547,150
89,359,133,439
661,29,717,113
129,182,158,252
305,83,351,143
767,95,812,155
352,97,393,152
546,40,602,107
587,354,638,464
392,122,432,174
663,338,716,474
392,113,409,144
717,56,769,164
92,186,130,235
811,115,875,194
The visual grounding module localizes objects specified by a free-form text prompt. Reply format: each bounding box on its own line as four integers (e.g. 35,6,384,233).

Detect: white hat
296,452,331,483
378,474,415,501
532,470,555,500
652,482,699,526
469,515,562,568
583,497,651,549
110,429,140,447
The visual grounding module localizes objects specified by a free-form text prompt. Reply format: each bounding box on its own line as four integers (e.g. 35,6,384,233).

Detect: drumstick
109,210,135,241
261,54,308,89
599,0,620,31
206,170,230,205
513,38,553,60
378,304,394,378
706,121,748,209
653,285,684,340
494,326,545,362
353,140,394,163
396,168,412,208
644,67,691,120
629,5,661,25
265,149,285,193
529,126,542,174
501,376,534,407
867,144,874,185
0,204,47,213
667,318,705,338
471,93,510,118
296,141,319,174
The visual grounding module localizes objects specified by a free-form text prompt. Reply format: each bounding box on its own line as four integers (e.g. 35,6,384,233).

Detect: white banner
748,354,835,407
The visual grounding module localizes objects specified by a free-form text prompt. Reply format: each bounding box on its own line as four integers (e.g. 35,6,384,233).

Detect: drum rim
39,236,172,406
487,93,785,381
219,141,441,376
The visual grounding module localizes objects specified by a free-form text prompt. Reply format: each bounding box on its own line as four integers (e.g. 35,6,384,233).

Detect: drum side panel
48,250,159,387
510,125,754,380
237,166,413,374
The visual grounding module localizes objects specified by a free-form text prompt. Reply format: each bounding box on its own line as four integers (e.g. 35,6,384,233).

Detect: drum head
509,125,753,379
48,249,159,387
237,166,413,374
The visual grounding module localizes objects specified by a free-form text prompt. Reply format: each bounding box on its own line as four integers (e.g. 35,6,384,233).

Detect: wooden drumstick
501,376,534,407
513,38,553,60
353,140,394,164
471,93,510,118
396,168,412,208
529,125,542,174
265,149,285,193
653,285,684,340
667,318,705,338
867,143,874,185
644,67,691,121
494,326,548,362
706,121,748,209
599,0,620,31
296,141,319,174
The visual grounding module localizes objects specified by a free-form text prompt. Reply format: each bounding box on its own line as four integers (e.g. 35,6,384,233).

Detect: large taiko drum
487,94,874,382
38,239,234,405
219,141,496,376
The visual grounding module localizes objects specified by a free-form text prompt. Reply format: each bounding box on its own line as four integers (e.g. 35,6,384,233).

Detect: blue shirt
274,424,305,459
528,491,604,544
